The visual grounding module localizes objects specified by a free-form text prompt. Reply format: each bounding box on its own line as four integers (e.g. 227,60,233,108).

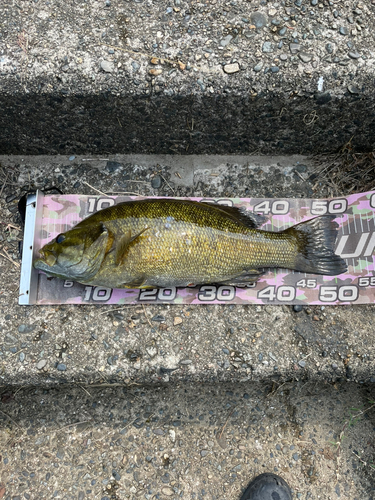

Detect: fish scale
34,199,347,288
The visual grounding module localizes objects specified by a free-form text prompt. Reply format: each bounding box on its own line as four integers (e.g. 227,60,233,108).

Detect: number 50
311,199,347,215
319,285,358,302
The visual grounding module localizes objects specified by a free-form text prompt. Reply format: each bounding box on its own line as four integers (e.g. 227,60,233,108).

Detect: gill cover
34,223,111,282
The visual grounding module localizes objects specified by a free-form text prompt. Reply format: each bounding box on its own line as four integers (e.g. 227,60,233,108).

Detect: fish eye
56,234,65,244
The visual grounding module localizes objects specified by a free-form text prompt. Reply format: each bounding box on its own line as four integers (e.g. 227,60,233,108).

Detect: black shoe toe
239,473,292,500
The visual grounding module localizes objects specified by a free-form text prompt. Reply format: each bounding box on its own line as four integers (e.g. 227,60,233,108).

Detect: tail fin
284,216,347,276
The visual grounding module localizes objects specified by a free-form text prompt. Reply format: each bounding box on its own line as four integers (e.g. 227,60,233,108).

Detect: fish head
34,223,111,282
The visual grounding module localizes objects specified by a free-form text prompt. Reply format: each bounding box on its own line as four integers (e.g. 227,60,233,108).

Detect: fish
33,198,347,288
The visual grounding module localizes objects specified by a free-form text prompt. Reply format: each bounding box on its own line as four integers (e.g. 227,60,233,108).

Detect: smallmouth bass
34,198,347,288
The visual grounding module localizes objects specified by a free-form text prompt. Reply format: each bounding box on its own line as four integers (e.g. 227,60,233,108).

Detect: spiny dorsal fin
199,202,267,228
115,227,149,266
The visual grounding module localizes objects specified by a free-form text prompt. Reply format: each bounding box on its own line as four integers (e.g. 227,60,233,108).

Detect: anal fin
216,269,264,287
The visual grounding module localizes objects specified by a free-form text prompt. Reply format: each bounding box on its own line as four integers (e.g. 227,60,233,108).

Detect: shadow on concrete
1,93,374,155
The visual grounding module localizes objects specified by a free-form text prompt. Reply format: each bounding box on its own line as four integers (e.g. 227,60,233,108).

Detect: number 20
138,288,177,301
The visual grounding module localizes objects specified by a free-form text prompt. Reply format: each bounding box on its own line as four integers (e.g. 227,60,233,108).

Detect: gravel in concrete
0,381,374,499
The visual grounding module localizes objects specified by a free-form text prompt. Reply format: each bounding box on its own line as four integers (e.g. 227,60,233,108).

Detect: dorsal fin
200,202,267,228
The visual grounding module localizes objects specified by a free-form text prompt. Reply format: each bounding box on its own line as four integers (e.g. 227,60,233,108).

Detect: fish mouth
37,249,57,267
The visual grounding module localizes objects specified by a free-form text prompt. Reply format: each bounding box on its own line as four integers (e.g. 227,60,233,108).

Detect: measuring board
19,191,375,306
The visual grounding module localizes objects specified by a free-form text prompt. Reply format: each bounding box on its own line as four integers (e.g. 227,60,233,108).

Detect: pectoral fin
115,228,149,266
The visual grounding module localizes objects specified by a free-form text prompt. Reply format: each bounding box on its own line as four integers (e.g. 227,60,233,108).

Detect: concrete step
1,154,374,388
0,380,374,499
1,1,375,155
